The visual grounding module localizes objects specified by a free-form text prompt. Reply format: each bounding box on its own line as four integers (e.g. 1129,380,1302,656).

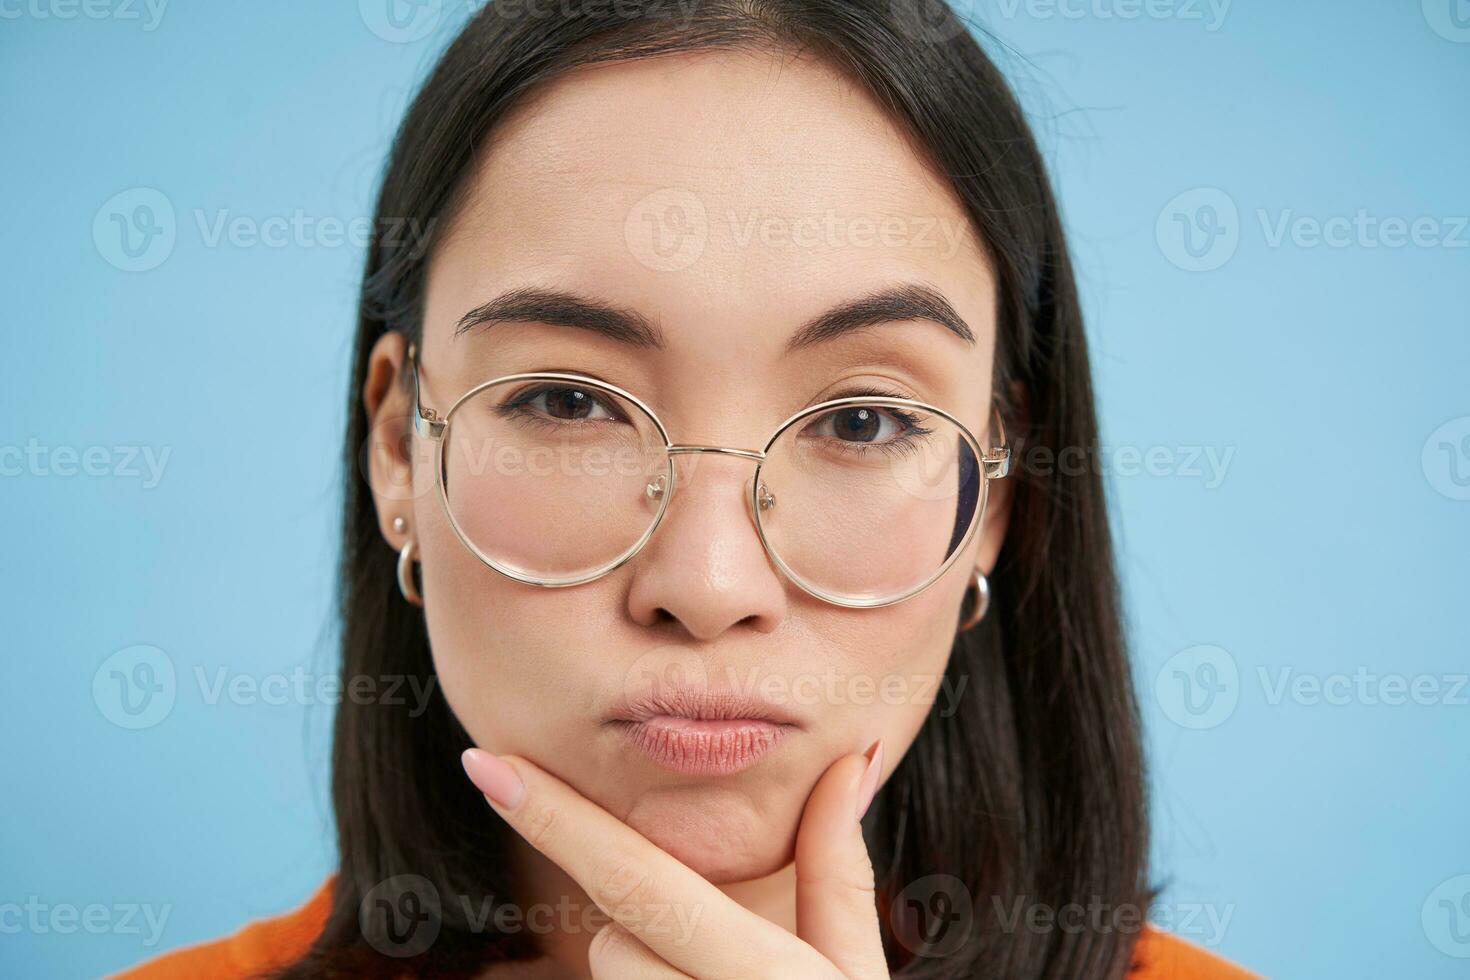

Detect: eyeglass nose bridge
650,444,778,514
666,444,766,461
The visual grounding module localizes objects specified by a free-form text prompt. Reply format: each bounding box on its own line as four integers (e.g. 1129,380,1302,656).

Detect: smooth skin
362,46,1011,978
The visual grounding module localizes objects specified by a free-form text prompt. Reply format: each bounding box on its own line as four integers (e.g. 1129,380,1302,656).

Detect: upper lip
612,688,800,727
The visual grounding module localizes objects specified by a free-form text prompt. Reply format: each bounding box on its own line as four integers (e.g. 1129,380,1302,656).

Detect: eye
812,405,908,444
795,384,938,458
503,384,625,424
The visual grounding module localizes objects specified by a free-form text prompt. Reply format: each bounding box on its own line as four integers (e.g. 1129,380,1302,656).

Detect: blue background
3,2,1467,976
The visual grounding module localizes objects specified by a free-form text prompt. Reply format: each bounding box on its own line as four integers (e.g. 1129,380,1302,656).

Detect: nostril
651,606,762,634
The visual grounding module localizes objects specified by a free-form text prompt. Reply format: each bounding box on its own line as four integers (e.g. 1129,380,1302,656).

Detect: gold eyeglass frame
406,341,1011,609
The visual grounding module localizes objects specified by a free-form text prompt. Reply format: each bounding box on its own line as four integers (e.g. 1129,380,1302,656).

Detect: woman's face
367,48,1008,884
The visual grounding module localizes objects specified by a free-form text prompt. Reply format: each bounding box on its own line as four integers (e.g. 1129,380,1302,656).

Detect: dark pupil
546,388,593,420
833,407,880,442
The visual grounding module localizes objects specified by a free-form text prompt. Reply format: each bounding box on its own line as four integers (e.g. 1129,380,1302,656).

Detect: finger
462,749,836,979
588,922,694,980
795,739,890,980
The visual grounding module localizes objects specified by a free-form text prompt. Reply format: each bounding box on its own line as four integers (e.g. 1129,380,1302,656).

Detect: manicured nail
855,739,884,820
461,748,524,809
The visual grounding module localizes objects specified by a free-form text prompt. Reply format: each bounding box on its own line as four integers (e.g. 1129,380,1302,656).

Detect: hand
461,741,890,979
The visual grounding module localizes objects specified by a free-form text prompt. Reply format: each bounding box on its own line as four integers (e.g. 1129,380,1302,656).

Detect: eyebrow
785,283,975,351
454,283,975,352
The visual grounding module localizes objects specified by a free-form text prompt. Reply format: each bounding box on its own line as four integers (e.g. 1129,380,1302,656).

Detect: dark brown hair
278,1,1149,976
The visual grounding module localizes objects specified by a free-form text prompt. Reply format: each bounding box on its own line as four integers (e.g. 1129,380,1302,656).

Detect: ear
361,330,420,550
971,380,1026,576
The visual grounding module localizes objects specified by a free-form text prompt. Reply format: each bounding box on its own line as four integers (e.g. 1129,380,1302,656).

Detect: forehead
424,46,994,404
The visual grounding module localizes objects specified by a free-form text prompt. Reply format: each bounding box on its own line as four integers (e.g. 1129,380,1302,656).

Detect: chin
622,786,797,883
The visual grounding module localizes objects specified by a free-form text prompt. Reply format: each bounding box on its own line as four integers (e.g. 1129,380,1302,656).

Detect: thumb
795,739,889,980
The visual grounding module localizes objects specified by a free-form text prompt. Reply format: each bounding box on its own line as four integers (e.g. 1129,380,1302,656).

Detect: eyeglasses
406,342,1010,608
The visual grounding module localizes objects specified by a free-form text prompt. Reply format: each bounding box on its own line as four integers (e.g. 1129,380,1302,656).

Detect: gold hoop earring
397,538,424,607
957,568,989,632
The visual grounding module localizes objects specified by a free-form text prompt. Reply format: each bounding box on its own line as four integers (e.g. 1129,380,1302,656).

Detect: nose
624,451,788,641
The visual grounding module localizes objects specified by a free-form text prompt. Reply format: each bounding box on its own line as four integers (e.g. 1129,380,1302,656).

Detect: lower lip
613,717,792,776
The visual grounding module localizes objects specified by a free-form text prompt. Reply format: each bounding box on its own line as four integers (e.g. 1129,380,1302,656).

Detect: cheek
414,503,601,757
783,572,964,762
815,569,964,682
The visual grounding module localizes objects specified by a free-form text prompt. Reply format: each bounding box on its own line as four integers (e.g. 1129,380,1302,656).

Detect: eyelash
497,384,629,430
810,386,933,457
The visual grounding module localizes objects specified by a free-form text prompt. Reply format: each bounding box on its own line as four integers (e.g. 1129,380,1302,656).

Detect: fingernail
461,748,524,809
855,738,884,820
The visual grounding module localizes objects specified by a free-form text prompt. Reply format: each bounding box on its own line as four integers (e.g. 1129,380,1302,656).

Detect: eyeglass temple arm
982,410,1011,480
406,341,445,440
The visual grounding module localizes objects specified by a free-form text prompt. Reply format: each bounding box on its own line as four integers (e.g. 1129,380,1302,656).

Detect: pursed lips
608,689,800,776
